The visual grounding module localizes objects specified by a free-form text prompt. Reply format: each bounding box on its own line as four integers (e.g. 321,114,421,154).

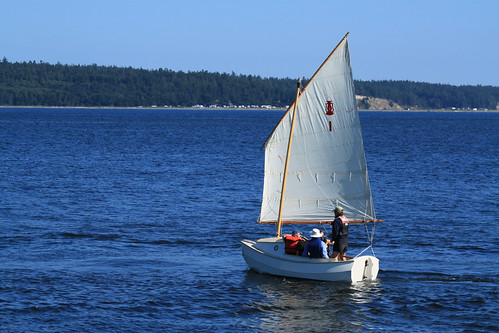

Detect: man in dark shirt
330,206,349,261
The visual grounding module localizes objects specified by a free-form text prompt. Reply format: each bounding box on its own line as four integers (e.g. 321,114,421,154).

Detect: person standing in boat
330,206,349,261
283,230,307,256
302,228,329,259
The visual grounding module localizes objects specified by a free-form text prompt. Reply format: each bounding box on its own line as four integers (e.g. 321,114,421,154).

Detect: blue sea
0,108,497,332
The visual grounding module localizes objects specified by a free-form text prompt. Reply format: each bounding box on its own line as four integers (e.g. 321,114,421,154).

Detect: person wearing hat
283,230,307,256
330,206,349,261
302,228,329,259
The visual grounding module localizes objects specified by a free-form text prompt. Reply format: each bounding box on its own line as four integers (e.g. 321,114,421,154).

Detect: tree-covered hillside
1,58,498,110
355,80,498,110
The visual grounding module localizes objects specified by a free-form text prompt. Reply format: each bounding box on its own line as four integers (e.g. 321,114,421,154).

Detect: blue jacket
302,238,328,258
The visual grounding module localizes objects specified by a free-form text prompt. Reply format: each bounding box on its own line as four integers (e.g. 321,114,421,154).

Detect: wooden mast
276,78,301,237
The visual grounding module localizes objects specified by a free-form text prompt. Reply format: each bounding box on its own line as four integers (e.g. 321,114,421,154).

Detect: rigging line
339,200,375,221
371,224,376,246
363,223,377,257
365,222,376,245
320,223,330,235
354,225,377,258
354,245,372,258
370,233,376,257
364,223,371,246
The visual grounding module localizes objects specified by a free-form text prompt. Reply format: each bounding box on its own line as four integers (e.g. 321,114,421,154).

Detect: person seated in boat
319,229,332,254
283,230,307,256
330,206,349,261
302,228,329,259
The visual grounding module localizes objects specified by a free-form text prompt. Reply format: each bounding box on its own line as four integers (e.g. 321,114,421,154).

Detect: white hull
241,237,379,283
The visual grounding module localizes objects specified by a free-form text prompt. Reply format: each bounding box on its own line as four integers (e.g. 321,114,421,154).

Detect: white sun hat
309,228,322,238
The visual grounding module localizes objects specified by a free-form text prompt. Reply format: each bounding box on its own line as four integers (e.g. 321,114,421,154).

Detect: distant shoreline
0,105,497,113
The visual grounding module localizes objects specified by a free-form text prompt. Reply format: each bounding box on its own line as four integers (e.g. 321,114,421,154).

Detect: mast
276,78,301,237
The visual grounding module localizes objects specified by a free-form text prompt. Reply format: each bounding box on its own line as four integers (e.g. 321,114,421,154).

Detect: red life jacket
284,235,302,254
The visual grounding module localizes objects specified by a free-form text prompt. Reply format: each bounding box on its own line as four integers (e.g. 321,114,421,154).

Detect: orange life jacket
284,235,302,254
338,215,349,236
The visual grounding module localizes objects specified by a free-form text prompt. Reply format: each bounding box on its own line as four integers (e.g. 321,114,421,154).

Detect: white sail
259,36,375,223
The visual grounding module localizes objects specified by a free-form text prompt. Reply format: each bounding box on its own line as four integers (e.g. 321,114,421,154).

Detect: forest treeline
1,58,498,110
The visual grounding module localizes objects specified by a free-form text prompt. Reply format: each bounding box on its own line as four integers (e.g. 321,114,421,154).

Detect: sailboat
241,33,381,283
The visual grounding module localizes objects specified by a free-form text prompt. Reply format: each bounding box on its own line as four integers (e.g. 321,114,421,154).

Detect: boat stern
351,255,379,282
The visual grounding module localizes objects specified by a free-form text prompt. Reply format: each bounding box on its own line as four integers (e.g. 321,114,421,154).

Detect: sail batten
259,35,376,223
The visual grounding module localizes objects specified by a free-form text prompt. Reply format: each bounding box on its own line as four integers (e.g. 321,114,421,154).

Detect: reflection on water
241,271,383,332
239,268,499,332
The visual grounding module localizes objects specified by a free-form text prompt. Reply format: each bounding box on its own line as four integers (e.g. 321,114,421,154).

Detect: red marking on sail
329,121,332,131
325,100,334,115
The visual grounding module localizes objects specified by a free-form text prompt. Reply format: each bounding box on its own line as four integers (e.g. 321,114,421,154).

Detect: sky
1,0,498,86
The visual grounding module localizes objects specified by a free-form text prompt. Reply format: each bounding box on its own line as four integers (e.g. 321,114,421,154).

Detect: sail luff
276,79,302,237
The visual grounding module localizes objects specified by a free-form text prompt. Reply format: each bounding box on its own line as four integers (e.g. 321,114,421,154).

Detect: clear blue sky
2,0,498,86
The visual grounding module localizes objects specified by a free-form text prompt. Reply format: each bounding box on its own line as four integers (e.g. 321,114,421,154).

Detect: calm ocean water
0,108,497,332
